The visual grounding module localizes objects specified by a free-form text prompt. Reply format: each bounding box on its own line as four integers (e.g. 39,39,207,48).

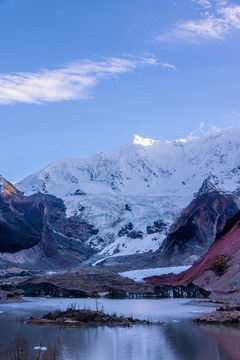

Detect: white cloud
199,121,205,133
187,131,198,140
156,2,240,42
0,55,172,105
159,62,177,70
187,121,221,139
190,0,212,9
210,123,220,132
220,5,240,28
175,16,226,40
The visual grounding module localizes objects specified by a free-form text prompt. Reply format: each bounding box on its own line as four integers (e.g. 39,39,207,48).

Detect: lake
0,297,239,360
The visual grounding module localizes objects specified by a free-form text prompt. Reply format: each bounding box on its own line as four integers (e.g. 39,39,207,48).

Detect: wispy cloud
232,110,240,117
187,121,221,139
190,0,212,9
0,55,174,105
156,1,240,43
210,123,220,132
159,61,177,70
199,121,205,133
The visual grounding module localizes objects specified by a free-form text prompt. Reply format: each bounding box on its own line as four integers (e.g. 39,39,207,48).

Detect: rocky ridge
147,178,240,267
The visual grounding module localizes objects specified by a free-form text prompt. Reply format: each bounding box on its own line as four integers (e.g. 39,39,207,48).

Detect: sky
1,0,240,181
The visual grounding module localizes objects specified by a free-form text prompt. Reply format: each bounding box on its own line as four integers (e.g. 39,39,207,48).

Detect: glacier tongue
120,266,191,283
16,127,240,260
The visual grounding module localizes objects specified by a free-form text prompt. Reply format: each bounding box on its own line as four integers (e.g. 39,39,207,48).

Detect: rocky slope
0,266,154,298
145,210,240,300
0,177,98,270
147,178,240,267
16,128,240,263
96,179,240,269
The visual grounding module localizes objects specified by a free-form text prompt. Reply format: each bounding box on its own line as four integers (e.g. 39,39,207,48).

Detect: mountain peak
0,175,19,198
133,135,155,147
194,176,220,197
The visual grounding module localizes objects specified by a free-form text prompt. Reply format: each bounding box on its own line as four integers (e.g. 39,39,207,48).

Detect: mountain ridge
15,127,240,262
17,127,240,197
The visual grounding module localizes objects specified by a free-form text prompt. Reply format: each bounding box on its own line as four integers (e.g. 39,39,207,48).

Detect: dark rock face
0,192,44,252
66,189,87,196
118,223,133,237
146,220,167,235
154,283,210,298
150,180,239,267
125,204,132,211
20,282,88,298
127,230,143,239
0,176,98,269
118,223,143,239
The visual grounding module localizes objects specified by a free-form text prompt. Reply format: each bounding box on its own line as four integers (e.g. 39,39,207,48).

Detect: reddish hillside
145,211,240,299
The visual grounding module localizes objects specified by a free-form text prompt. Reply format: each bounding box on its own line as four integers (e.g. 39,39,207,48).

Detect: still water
0,297,239,360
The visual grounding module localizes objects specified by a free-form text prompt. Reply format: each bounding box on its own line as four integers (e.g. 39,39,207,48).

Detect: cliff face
0,177,97,270
148,179,239,267
0,182,44,253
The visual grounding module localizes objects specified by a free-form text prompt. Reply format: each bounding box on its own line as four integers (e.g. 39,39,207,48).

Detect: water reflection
0,298,237,360
196,324,240,360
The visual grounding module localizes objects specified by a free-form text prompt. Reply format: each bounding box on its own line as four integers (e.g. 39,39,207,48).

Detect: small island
28,307,162,328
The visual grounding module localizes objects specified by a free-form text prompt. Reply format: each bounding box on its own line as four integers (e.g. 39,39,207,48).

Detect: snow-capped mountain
16,128,240,263
17,129,240,196
0,174,19,197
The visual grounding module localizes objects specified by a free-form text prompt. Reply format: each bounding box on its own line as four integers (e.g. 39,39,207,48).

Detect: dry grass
0,334,62,360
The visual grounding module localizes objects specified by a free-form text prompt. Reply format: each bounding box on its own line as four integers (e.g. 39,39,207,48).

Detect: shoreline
0,295,28,304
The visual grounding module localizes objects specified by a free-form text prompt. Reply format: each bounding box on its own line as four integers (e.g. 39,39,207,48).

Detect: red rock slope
146,211,240,300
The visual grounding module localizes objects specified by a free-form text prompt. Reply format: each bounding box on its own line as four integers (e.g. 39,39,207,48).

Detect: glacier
16,128,240,262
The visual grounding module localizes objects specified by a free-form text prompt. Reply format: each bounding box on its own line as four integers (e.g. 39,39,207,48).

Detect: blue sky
1,0,240,181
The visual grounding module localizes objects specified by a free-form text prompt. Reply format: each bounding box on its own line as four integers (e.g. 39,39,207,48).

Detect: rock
127,231,143,239
148,184,239,268
125,204,131,211
0,176,98,269
12,266,155,299
194,310,240,324
154,283,210,298
146,220,167,234
146,210,240,301
20,282,88,298
118,223,134,237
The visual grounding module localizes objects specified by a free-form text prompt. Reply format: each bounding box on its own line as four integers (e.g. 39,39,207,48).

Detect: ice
120,266,192,283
